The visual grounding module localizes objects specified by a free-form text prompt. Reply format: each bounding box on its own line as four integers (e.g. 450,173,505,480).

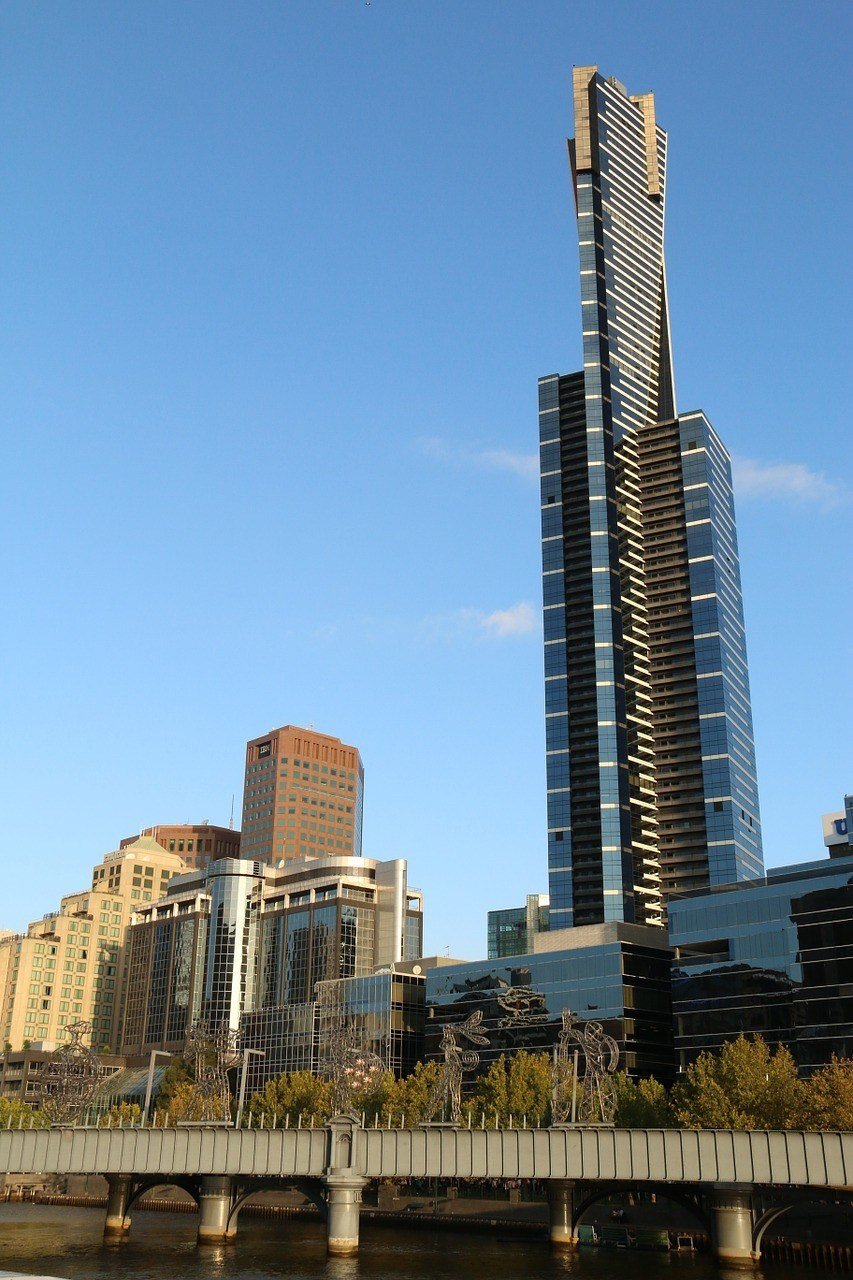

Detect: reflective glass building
120,854,422,1056
487,894,550,959
541,67,762,931
669,852,853,1073
426,923,673,1082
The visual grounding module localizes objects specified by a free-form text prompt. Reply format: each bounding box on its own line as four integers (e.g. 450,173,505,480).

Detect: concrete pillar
547,1179,578,1250
324,1172,366,1256
197,1175,236,1244
711,1190,758,1268
103,1175,133,1240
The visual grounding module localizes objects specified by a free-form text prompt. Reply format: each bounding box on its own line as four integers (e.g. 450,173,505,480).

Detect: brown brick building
119,824,240,870
240,726,363,865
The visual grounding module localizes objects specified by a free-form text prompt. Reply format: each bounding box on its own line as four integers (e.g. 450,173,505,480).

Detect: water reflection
0,1205,805,1280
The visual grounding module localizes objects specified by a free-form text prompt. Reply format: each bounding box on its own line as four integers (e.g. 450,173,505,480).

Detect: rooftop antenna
229,795,235,830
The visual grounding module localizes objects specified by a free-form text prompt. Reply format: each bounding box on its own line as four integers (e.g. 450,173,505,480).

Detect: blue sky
1,1,850,958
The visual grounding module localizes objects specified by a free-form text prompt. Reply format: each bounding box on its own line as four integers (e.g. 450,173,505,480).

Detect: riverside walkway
0,1117,849,1265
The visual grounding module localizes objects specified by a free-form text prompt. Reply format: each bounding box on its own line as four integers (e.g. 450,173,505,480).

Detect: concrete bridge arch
567,1181,713,1243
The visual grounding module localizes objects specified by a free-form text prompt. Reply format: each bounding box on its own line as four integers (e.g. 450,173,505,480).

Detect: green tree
246,1071,332,1127
162,1080,229,1124
381,1060,443,1125
672,1035,802,1130
470,1052,553,1126
795,1056,853,1131
351,1069,396,1124
153,1058,193,1113
0,1098,49,1129
612,1072,673,1127
97,1102,142,1128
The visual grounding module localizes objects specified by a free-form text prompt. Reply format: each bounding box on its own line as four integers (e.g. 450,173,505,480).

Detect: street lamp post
235,1049,265,1128
142,1050,173,1122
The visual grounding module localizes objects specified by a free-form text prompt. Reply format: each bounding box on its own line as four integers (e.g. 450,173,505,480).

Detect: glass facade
316,971,425,1079
121,853,423,1057
120,906,208,1054
239,1003,317,1092
669,853,853,1073
426,929,674,1082
203,860,264,1030
677,413,763,885
240,972,426,1092
487,894,550,959
541,67,762,929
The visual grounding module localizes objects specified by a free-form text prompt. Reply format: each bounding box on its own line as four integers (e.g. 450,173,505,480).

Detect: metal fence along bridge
0,1116,850,1266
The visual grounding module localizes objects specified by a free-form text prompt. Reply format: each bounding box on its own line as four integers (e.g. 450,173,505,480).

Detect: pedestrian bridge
1,1119,850,1265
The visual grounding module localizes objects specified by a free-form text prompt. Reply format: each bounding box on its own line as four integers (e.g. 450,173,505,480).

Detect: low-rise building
669,849,853,1074
426,923,674,1083
0,1046,125,1106
240,968,427,1093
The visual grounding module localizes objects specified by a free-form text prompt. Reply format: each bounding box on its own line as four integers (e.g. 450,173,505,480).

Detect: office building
426,924,674,1083
822,794,853,855
541,67,762,930
0,837,185,1053
487,894,550,959
241,725,364,864
669,850,853,1073
120,853,422,1056
240,969,426,1094
120,824,240,869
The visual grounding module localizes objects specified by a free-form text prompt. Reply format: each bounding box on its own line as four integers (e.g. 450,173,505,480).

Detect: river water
0,1205,805,1280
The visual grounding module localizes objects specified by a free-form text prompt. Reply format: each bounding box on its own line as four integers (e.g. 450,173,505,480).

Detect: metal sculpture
318,994,385,1115
182,1020,240,1122
551,1010,619,1125
37,1021,103,1124
424,1010,489,1125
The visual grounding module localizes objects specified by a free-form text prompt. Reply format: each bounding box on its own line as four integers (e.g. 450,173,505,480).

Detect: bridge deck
0,1125,849,1188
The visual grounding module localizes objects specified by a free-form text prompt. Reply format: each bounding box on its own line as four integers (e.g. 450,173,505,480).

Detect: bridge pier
197,1175,237,1244
547,1179,578,1249
324,1172,366,1256
710,1189,758,1268
103,1174,133,1240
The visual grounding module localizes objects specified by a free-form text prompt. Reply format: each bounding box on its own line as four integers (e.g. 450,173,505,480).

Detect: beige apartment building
0,836,185,1053
240,725,364,864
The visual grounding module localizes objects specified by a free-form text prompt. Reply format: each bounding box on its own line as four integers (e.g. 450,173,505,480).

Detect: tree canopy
238,1035,853,1134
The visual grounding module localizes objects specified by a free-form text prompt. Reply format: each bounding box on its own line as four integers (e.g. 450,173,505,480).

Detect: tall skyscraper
541,67,763,931
240,725,364,865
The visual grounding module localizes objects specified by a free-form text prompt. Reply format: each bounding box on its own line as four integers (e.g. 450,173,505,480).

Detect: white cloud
308,602,539,646
419,437,538,482
474,601,538,639
732,456,845,509
477,449,539,480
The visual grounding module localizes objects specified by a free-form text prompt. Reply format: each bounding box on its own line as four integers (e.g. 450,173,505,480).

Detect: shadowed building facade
669,850,853,1074
541,67,762,931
